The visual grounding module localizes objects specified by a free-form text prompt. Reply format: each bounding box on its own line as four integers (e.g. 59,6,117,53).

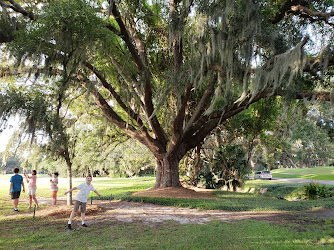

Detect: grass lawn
1,175,334,249
126,190,334,212
271,166,334,181
125,179,334,212
1,217,334,249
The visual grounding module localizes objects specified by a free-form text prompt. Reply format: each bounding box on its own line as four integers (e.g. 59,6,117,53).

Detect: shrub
199,168,217,189
199,144,250,190
303,182,332,200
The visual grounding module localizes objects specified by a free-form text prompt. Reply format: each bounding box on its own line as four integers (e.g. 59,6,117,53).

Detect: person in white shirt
64,175,101,230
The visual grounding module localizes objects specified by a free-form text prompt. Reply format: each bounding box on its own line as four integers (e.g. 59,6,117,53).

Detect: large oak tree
0,0,334,188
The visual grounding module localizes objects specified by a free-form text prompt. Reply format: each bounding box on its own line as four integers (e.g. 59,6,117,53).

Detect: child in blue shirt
9,168,25,212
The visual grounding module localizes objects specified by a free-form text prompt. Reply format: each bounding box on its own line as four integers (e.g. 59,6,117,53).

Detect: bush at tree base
199,144,250,190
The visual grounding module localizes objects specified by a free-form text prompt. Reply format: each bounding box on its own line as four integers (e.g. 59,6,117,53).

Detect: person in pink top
24,170,39,209
50,172,59,205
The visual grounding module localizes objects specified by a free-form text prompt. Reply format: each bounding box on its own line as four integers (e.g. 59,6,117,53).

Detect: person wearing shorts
50,172,59,205
25,170,39,209
64,175,101,230
9,168,25,212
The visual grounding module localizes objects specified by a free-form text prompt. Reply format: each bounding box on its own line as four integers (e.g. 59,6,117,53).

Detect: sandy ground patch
5,187,334,226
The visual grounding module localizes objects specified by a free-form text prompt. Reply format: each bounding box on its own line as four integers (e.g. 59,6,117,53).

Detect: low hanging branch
271,0,334,25
291,5,334,26
291,5,334,19
1,0,36,20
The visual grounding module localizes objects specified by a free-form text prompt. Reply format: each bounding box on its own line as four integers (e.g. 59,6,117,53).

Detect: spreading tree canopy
0,0,334,188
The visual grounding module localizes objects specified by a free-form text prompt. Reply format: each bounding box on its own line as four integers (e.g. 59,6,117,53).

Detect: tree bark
66,162,72,205
249,154,256,170
63,149,73,205
154,154,182,188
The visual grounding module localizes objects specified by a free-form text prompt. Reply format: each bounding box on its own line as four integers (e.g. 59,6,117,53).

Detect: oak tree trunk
154,154,182,188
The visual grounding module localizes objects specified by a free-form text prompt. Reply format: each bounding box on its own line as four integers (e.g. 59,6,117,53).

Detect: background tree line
2,97,334,188
0,0,333,191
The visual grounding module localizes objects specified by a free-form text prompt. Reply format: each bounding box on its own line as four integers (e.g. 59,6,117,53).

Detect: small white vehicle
254,171,272,180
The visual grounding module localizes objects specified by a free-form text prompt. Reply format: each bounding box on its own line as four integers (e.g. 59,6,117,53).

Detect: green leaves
0,84,68,150
39,0,105,47
10,0,108,73
303,181,333,200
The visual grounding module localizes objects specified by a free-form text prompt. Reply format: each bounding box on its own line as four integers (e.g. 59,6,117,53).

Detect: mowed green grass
271,167,334,181
1,175,334,249
1,216,334,249
0,175,155,215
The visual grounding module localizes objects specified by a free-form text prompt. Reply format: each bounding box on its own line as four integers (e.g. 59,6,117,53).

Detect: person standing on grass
9,167,25,212
50,172,59,205
24,170,39,209
64,175,101,230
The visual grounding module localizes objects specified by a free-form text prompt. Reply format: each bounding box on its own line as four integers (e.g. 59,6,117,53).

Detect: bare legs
13,198,19,209
81,212,85,222
28,195,39,208
68,211,86,225
52,191,57,205
69,209,76,222
28,196,32,208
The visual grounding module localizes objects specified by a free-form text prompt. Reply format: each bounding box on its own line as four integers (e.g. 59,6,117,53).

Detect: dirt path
23,199,290,225
13,198,332,227
8,187,334,226
89,200,290,225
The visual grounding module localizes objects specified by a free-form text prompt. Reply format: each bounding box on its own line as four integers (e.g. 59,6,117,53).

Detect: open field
1,175,334,249
271,167,334,181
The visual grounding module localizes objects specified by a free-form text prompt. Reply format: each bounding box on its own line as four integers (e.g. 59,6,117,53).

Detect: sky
0,128,14,152
0,116,20,152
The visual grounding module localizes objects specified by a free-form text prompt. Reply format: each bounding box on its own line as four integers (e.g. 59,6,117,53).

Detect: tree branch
107,53,145,102
61,88,86,120
303,52,334,73
183,74,218,137
81,81,132,130
110,2,167,146
270,0,334,25
111,2,145,72
83,80,164,155
291,4,334,19
4,0,36,20
170,0,185,72
270,0,300,24
184,88,332,152
172,81,193,142
106,23,123,38
84,62,145,128
250,36,309,74
126,18,149,67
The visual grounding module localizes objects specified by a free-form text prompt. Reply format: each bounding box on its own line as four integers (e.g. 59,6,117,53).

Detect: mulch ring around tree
131,186,216,199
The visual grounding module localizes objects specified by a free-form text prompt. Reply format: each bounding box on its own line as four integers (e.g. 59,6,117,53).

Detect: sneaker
82,224,88,227
67,223,72,230
13,209,18,212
